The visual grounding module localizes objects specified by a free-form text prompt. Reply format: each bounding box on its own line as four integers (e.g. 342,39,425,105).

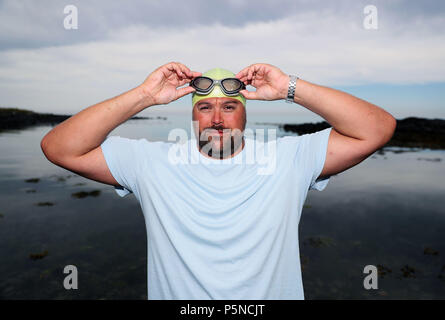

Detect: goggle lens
193,77,213,90
221,79,243,92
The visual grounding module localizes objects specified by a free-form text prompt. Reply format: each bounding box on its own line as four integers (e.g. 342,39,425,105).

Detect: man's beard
198,127,244,159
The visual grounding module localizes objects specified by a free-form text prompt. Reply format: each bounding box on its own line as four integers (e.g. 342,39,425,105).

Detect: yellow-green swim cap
192,68,246,107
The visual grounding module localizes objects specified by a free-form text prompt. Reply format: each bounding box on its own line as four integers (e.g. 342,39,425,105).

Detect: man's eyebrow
195,100,239,107
196,102,211,107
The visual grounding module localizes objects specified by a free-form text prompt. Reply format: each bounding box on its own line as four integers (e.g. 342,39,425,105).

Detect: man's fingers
237,70,252,85
175,86,195,100
178,77,192,87
173,62,202,80
236,64,260,78
175,62,195,78
239,89,258,100
247,67,255,81
236,67,250,80
165,64,181,78
166,62,187,79
177,70,201,86
239,77,251,86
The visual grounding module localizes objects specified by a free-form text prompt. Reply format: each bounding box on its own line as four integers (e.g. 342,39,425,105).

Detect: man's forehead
194,97,242,106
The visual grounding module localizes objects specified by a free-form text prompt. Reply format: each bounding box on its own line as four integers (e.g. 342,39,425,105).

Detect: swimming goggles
190,76,246,96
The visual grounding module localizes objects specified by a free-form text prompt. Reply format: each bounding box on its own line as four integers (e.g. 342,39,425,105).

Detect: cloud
1,0,444,49
0,0,444,114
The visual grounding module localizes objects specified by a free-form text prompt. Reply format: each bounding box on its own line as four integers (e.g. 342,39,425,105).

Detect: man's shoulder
276,135,302,148
277,128,332,145
104,135,176,156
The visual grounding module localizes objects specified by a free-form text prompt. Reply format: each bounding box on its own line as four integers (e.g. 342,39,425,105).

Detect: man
41,62,396,299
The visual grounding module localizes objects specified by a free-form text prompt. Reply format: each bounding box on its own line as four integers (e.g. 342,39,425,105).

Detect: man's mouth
210,128,226,136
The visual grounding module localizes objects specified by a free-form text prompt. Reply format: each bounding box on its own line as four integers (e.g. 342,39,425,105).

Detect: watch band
285,75,299,103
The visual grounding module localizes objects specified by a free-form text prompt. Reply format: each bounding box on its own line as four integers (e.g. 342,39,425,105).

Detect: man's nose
211,109,223,126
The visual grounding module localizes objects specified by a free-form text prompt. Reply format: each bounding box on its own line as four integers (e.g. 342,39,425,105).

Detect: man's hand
139,62,201,106
236,63,289,101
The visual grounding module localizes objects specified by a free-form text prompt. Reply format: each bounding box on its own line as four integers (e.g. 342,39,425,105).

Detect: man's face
192,97,246,159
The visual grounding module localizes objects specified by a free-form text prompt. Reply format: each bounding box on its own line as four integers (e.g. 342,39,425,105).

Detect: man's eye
225,105,235,110
200,106,209,110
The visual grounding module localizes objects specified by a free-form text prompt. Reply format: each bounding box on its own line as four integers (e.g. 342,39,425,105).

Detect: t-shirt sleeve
298,127,333,191
100,135,142,197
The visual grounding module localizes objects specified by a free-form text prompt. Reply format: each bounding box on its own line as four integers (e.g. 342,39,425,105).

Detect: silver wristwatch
285,75,299,103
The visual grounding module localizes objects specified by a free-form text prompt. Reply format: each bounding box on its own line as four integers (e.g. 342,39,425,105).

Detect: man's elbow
40,134,61,165
41,135,52,161
382,115,397,144
372,115,396,149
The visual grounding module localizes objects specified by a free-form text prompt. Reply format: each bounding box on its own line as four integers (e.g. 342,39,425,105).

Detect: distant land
282,117,445,150
1,107,444,150
0,107,165,132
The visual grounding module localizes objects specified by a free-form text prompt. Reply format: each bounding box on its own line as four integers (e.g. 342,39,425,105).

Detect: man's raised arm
40,62,200,187
236,63,396,180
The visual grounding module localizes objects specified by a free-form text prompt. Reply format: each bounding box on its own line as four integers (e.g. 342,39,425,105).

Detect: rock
71,190,101,199
304,236,334,248
29,250,49,260
377,264,392,278
400,265,416,278
36,202,54,206
424,247,439,256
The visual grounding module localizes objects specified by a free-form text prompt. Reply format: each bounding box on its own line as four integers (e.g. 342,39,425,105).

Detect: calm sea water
0,114,444,299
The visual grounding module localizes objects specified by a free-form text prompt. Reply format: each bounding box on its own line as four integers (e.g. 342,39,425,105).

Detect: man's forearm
293,79,396,144
41,86,152,160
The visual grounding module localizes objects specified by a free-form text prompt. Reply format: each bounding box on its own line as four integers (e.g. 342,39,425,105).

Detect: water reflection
0,117,444,299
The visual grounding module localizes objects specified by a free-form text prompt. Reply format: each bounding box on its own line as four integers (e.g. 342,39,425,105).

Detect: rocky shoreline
282,117,445,150
0,108,70,132
0,107,153,132
1,108,444,150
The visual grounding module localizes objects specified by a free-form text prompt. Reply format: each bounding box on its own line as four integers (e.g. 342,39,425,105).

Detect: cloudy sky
0,0,444,121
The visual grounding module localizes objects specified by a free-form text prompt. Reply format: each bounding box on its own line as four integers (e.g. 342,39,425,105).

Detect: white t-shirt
100,127,332,299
